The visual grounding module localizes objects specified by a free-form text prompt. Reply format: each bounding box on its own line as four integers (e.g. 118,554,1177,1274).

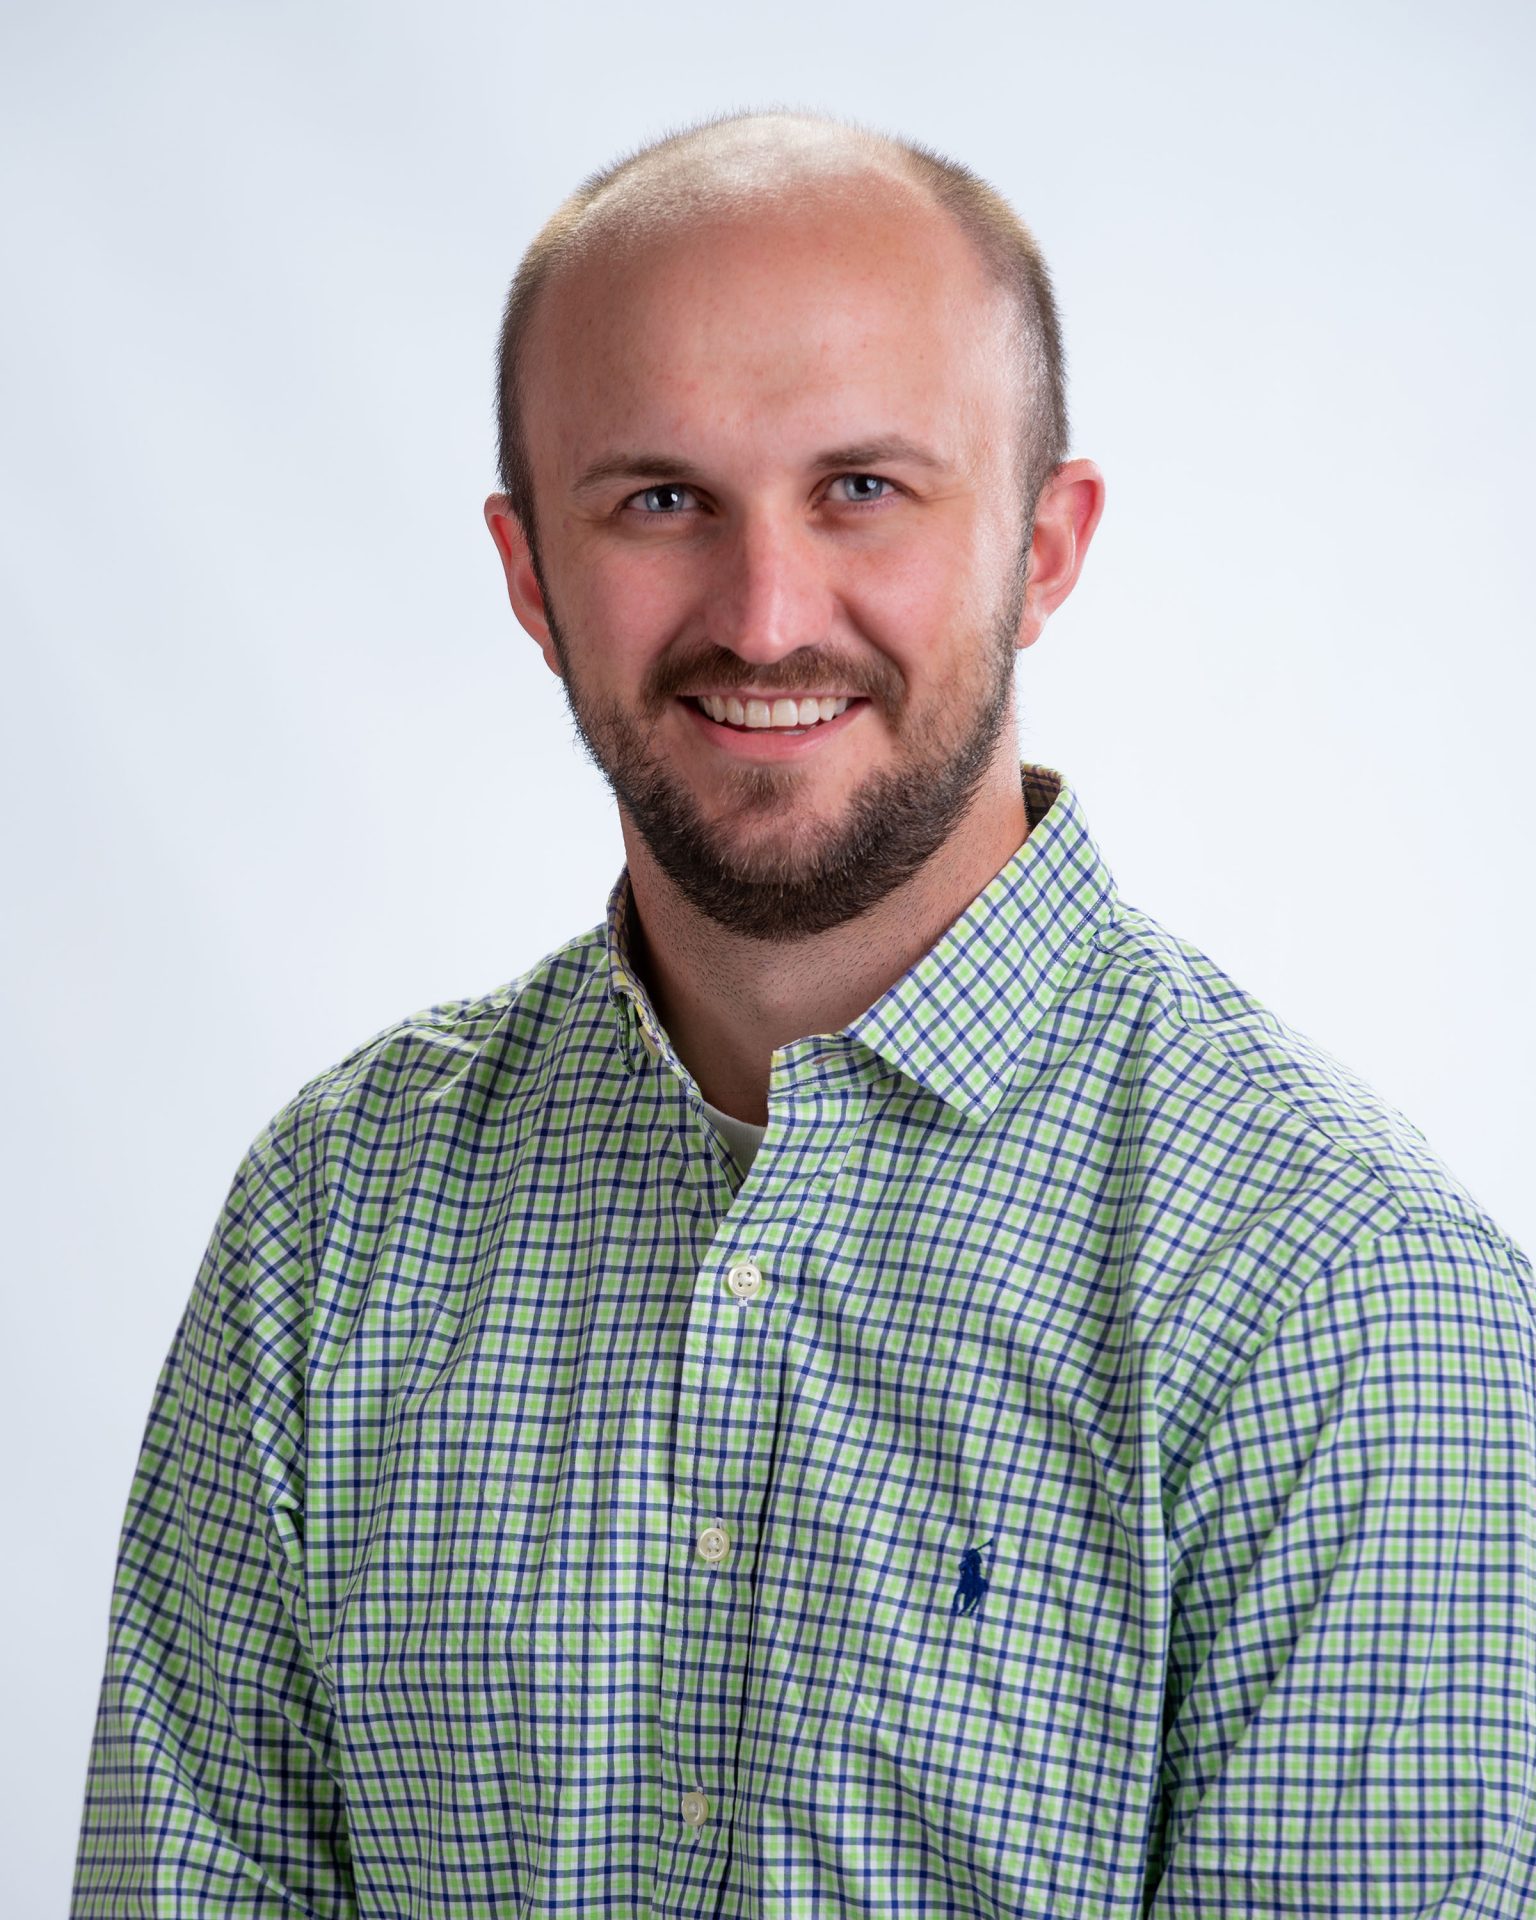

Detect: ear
483,494,563,679
1014,458,1106,651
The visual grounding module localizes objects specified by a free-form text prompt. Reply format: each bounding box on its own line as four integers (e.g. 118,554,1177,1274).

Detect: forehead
522,180,1016,483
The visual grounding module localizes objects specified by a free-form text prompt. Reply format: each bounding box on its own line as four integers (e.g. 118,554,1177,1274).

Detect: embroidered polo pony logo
950,1537,995,1617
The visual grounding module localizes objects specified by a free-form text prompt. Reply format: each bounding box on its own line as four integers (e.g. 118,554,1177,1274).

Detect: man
73,109,1536,1917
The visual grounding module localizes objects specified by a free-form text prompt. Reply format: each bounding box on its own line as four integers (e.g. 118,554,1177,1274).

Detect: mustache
658,660,888,705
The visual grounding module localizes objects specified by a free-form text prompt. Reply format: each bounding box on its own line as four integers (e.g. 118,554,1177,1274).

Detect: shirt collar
603,761,1119,1120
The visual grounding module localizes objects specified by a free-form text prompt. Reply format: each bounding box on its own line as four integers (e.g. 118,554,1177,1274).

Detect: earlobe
483,494,552,647
1028,460,1106,622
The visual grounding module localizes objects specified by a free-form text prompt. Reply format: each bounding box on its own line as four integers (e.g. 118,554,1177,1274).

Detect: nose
703,508,833,667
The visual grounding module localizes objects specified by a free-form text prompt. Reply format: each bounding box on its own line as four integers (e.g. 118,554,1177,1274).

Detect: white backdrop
3,1,1532,1907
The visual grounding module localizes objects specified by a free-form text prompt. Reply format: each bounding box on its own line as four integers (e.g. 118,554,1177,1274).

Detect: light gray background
4,0,1532,1908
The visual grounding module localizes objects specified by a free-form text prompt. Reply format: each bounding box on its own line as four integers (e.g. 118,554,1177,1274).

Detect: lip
678,695,869,760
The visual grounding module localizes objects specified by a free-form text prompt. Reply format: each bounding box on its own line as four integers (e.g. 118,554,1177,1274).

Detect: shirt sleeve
1144,1213,1536,1917
71,1118,356,1919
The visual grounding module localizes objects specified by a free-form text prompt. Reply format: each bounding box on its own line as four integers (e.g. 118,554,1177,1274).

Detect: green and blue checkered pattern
73,763,1536,1916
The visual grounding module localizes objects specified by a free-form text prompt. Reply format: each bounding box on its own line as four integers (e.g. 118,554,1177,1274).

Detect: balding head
551,111,916,248
494,110,1069,567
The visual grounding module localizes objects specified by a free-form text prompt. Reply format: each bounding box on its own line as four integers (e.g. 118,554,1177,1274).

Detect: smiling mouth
683,694,866,733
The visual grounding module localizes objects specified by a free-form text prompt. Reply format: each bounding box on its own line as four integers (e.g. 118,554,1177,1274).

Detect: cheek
839,534,995,640
550,530,689,655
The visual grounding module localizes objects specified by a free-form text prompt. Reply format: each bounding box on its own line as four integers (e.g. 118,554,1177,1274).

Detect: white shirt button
725,1258,764,1301
697,1524,731,1564
681,1789,709,1828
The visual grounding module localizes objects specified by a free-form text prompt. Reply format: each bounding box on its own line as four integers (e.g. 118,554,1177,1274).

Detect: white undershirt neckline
697,1091,768,1176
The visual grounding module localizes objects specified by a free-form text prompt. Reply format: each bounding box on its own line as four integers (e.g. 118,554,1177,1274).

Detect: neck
622,761,1029,1127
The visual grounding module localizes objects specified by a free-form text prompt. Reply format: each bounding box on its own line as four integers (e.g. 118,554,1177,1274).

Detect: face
489,179,1041,944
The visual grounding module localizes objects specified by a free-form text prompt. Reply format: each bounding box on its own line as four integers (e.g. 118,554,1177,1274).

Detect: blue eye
834,474,893,503
628,484,696,515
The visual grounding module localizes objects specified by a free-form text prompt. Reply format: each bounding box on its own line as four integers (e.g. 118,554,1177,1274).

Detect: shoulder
235,920,610,1215
1075,906,1534,1493
1077,899,1524,1270
160,926,612,1444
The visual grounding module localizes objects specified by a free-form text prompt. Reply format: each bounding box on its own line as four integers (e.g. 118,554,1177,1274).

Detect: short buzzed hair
493,108,1070,564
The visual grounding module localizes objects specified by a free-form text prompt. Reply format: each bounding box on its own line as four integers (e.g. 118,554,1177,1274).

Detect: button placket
667,1225,786,1875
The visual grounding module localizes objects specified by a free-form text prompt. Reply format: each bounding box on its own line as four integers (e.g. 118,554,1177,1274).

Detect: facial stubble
541,560,1028,945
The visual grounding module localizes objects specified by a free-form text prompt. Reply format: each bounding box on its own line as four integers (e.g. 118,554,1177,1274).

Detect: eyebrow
570,435,953,497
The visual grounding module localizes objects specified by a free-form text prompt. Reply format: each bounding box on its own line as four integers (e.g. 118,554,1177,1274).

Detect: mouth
677,693,870,758
685,692,861,730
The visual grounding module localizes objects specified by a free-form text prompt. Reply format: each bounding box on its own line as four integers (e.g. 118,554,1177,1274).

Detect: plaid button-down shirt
74,762,1536,1916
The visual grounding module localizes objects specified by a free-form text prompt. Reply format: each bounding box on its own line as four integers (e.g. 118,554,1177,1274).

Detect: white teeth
697,694,851,730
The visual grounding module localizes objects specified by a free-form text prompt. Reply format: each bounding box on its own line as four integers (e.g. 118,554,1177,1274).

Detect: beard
541,555,1029,945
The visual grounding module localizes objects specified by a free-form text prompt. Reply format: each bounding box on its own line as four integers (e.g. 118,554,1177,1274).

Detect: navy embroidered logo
951,1537,995,1617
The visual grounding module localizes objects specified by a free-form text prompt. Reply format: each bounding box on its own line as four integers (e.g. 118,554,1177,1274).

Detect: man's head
484,109,1104,943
